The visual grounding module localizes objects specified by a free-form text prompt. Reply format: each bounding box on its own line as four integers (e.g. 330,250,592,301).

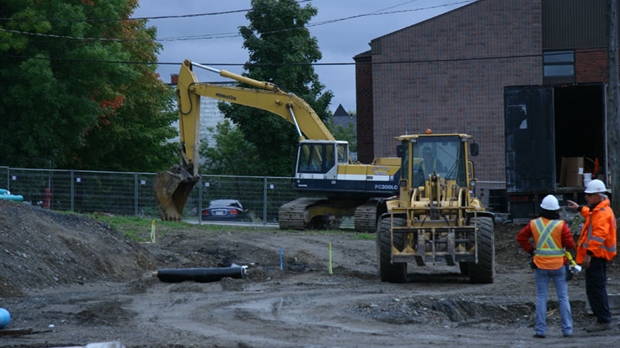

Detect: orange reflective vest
576,198,617,263
529,217,566,270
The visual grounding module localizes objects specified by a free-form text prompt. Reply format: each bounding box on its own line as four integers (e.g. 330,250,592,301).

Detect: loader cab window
297,142,337,173
411,136,466,187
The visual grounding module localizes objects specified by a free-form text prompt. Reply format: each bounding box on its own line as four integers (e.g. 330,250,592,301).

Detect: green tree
199,120,260,175
327,119,357,153
0,0,177,171
218,0,333,176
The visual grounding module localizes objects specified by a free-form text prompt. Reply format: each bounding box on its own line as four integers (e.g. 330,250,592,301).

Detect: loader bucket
153,164,199,221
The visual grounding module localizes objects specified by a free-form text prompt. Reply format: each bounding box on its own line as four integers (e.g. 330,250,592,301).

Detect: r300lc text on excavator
376,133,495,284
154,59,401,231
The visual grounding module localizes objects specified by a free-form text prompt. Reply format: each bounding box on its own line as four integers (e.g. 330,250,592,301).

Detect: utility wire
0,0,312,22
0,1,475,43
146,1,477,41
0,48,605,67
307,1,473,28
0,28,124,41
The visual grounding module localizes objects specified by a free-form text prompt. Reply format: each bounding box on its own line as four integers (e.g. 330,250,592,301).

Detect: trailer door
505,86,555,193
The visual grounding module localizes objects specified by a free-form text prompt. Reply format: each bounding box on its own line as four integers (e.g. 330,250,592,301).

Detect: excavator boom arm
188,83,335,139
178,59,335,154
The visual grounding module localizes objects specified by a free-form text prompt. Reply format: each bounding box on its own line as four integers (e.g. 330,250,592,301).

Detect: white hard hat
584,179,607,194
540,195,560,211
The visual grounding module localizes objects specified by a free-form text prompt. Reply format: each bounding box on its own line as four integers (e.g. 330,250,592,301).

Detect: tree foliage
217,0,333,176
326,119,357,153
199,120,260,175
0,0,177,171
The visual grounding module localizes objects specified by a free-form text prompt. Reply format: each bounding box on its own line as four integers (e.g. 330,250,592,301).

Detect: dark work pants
585,257,612,324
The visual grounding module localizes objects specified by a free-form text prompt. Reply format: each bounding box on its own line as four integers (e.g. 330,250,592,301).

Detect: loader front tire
377,216,407,283
467,216,495,284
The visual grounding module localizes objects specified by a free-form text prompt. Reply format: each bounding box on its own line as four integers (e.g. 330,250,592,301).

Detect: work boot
585,322,611,332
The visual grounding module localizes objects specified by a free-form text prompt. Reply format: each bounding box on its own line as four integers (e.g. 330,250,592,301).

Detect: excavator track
354,201,378,232
278,197,323,230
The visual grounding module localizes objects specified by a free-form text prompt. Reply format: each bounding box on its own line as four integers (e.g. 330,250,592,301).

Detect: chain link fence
0,166,507,224
0,166,306,225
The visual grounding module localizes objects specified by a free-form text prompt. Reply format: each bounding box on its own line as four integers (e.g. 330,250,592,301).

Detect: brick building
354,0,613,205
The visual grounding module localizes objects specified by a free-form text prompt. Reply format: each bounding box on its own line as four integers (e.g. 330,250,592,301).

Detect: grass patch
354,233,375,240
89,214,280,241
87,213,375,242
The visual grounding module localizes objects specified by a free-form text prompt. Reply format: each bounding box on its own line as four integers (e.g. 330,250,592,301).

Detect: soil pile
0,201,158,297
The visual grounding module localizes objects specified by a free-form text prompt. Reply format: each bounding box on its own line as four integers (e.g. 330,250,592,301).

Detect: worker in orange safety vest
567,179,617,333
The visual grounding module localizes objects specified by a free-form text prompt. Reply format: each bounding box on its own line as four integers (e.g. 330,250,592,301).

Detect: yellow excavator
154,59,401,231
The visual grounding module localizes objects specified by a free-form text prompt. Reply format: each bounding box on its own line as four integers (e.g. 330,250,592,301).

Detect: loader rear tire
467,216,495,284
377,216,407,283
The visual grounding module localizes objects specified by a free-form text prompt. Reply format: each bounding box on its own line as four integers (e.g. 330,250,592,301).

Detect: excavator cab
296,140,347,174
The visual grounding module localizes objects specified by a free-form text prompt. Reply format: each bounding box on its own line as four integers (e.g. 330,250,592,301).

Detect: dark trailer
504,83,607,223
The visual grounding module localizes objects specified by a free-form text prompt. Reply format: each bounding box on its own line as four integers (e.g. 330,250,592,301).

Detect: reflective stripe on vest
533,218,564,257
583,220,618,253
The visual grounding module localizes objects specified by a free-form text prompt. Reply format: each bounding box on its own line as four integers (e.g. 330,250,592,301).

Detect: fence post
134,173,139,216
198,175,203,225
6,167,10,191
263,177,268,226
70,170,75,212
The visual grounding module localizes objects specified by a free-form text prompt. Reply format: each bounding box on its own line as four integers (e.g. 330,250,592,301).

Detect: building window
543,50,574,78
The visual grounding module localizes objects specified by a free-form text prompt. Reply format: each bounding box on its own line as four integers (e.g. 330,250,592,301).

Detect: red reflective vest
576,198,617,263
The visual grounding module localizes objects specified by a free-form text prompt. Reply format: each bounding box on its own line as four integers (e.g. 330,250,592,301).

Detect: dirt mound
0,201,158,297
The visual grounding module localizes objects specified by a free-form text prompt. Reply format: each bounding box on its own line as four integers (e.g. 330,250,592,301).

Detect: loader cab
296,140,348,174
401,135,470,189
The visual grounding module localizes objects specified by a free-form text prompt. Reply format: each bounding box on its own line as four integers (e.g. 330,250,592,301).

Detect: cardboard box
560,157,584,187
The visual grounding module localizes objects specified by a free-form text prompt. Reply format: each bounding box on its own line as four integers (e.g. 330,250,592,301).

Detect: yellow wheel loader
376,132,495,284
154,60,401,229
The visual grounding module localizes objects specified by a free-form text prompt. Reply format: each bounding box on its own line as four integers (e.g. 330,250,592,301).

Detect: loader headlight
469,179,477,188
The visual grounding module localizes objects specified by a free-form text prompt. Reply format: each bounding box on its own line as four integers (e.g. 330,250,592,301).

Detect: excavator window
325,146,335,168
297,142,335,173
337,144,348,164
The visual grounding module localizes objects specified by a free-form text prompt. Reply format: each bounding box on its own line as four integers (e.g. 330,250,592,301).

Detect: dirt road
0,201,618,347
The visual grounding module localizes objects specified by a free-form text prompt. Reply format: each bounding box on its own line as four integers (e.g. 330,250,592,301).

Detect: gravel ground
0,200,618,347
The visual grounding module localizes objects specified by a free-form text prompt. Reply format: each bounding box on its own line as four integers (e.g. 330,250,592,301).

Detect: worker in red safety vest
517,194,575,338
567,179,617,332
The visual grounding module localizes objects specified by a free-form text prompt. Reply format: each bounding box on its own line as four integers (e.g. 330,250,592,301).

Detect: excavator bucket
153,164,199,221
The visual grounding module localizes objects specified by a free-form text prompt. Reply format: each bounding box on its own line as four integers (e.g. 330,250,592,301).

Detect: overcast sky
132,0,475,113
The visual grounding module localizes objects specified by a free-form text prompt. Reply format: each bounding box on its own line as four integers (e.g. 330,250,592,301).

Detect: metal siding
543,0,606,49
